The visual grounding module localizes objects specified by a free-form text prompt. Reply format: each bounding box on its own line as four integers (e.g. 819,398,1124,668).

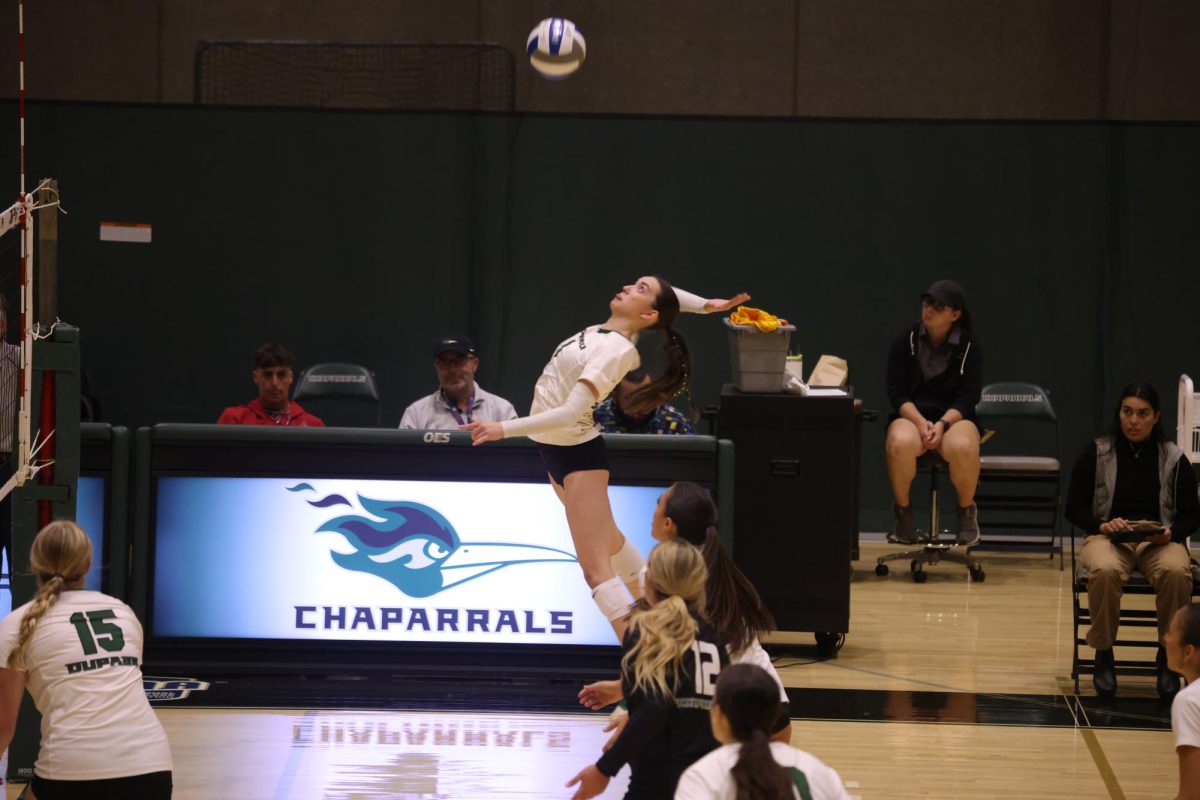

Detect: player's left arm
0,666,27,755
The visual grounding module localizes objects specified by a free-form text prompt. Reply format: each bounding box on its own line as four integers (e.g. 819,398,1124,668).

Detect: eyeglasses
922,297,948,313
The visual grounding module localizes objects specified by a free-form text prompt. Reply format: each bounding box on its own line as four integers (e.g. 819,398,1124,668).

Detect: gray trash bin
724,318,795,392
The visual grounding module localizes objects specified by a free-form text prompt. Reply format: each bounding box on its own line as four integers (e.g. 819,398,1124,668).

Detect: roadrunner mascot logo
289,484,577,597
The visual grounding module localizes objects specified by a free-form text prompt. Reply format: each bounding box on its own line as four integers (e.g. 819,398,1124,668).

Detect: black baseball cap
434,335,476,358
922,280,967,310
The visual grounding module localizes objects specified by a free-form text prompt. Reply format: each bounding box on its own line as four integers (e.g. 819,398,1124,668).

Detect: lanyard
442,392,475,426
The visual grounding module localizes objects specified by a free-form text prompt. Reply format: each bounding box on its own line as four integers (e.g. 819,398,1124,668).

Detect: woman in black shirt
1066,382,1198,699
884,280,983,545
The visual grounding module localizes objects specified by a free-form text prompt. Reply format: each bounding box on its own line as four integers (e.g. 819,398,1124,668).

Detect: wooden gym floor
2,540,1178,799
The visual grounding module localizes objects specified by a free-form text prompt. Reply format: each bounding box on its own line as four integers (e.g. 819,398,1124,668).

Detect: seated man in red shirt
217,343,324,427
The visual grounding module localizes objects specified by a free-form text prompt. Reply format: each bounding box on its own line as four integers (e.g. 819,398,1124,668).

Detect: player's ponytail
7,521,93,670
664,482,776,655
623,276,691,417
623,539,706,699
718,663,796,800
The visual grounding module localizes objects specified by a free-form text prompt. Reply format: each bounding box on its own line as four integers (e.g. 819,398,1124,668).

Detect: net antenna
0,0,59,503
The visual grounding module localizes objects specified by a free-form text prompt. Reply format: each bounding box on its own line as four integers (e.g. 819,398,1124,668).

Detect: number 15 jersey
0,590,172,780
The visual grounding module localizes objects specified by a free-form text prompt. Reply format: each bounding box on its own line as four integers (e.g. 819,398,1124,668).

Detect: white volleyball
526,18,587,79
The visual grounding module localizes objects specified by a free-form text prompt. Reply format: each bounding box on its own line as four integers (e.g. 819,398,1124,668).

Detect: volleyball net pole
1,0,58,507
4,1,77,575
5,0,88,785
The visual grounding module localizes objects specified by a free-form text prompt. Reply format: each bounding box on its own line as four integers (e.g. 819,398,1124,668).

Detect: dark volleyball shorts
537,436,609,487
32,770,173,800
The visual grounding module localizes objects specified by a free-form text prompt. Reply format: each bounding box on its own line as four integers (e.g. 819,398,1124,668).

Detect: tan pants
1080,535,1193,649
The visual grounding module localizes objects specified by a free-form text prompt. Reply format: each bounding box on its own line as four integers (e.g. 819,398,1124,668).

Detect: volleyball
526,18,586,79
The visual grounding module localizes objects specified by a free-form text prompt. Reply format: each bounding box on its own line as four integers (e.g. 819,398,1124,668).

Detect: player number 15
69,610,126,656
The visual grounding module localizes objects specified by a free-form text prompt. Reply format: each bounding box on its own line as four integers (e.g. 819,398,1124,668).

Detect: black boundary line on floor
143,671,1173,733
773,659,1173,730
780,686,1170,731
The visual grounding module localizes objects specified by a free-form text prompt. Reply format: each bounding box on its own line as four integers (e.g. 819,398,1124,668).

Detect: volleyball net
195,41,516,111
0,180,60,504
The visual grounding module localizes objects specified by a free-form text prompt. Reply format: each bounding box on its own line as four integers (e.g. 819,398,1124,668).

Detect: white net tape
0,197,22,238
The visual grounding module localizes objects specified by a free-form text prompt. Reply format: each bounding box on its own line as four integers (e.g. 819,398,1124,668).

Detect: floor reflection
281,710,628,799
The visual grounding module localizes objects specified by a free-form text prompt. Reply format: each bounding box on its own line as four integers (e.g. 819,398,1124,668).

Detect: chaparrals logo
289,484,578,598
144,676,211,702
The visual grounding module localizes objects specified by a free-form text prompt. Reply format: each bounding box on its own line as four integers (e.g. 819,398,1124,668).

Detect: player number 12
691,640,720,696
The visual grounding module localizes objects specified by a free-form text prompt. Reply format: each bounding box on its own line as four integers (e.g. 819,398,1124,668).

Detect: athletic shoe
887,503,919,544
955,504,980,546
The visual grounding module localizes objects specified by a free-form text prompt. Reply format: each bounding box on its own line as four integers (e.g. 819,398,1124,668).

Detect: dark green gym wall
2,101,1196,531
4,1,1199,122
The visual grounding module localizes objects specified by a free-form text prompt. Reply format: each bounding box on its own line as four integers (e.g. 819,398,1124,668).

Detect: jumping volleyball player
0,522,173,799
463,276,747,632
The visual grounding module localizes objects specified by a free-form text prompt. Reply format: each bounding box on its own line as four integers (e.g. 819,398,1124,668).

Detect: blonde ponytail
622,539,707,698
7,521,93,670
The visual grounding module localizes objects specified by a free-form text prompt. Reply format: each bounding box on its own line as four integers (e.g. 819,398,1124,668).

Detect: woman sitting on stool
884,279,983,545
1066,381,1198,699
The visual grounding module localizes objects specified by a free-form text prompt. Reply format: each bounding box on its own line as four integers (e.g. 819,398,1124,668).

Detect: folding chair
293,362,381,427
974,382,1062,568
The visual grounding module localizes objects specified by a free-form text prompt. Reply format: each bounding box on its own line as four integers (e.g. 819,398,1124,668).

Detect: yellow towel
729,305,786,333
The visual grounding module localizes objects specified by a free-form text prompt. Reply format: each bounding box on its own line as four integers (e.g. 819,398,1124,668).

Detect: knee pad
610,538,646,585
591,576,636,622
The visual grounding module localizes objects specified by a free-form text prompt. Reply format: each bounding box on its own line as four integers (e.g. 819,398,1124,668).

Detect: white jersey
1174,678,1200,750
675,741,851,800
527,324,640,446
731,637,789,703
0,590,172,780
